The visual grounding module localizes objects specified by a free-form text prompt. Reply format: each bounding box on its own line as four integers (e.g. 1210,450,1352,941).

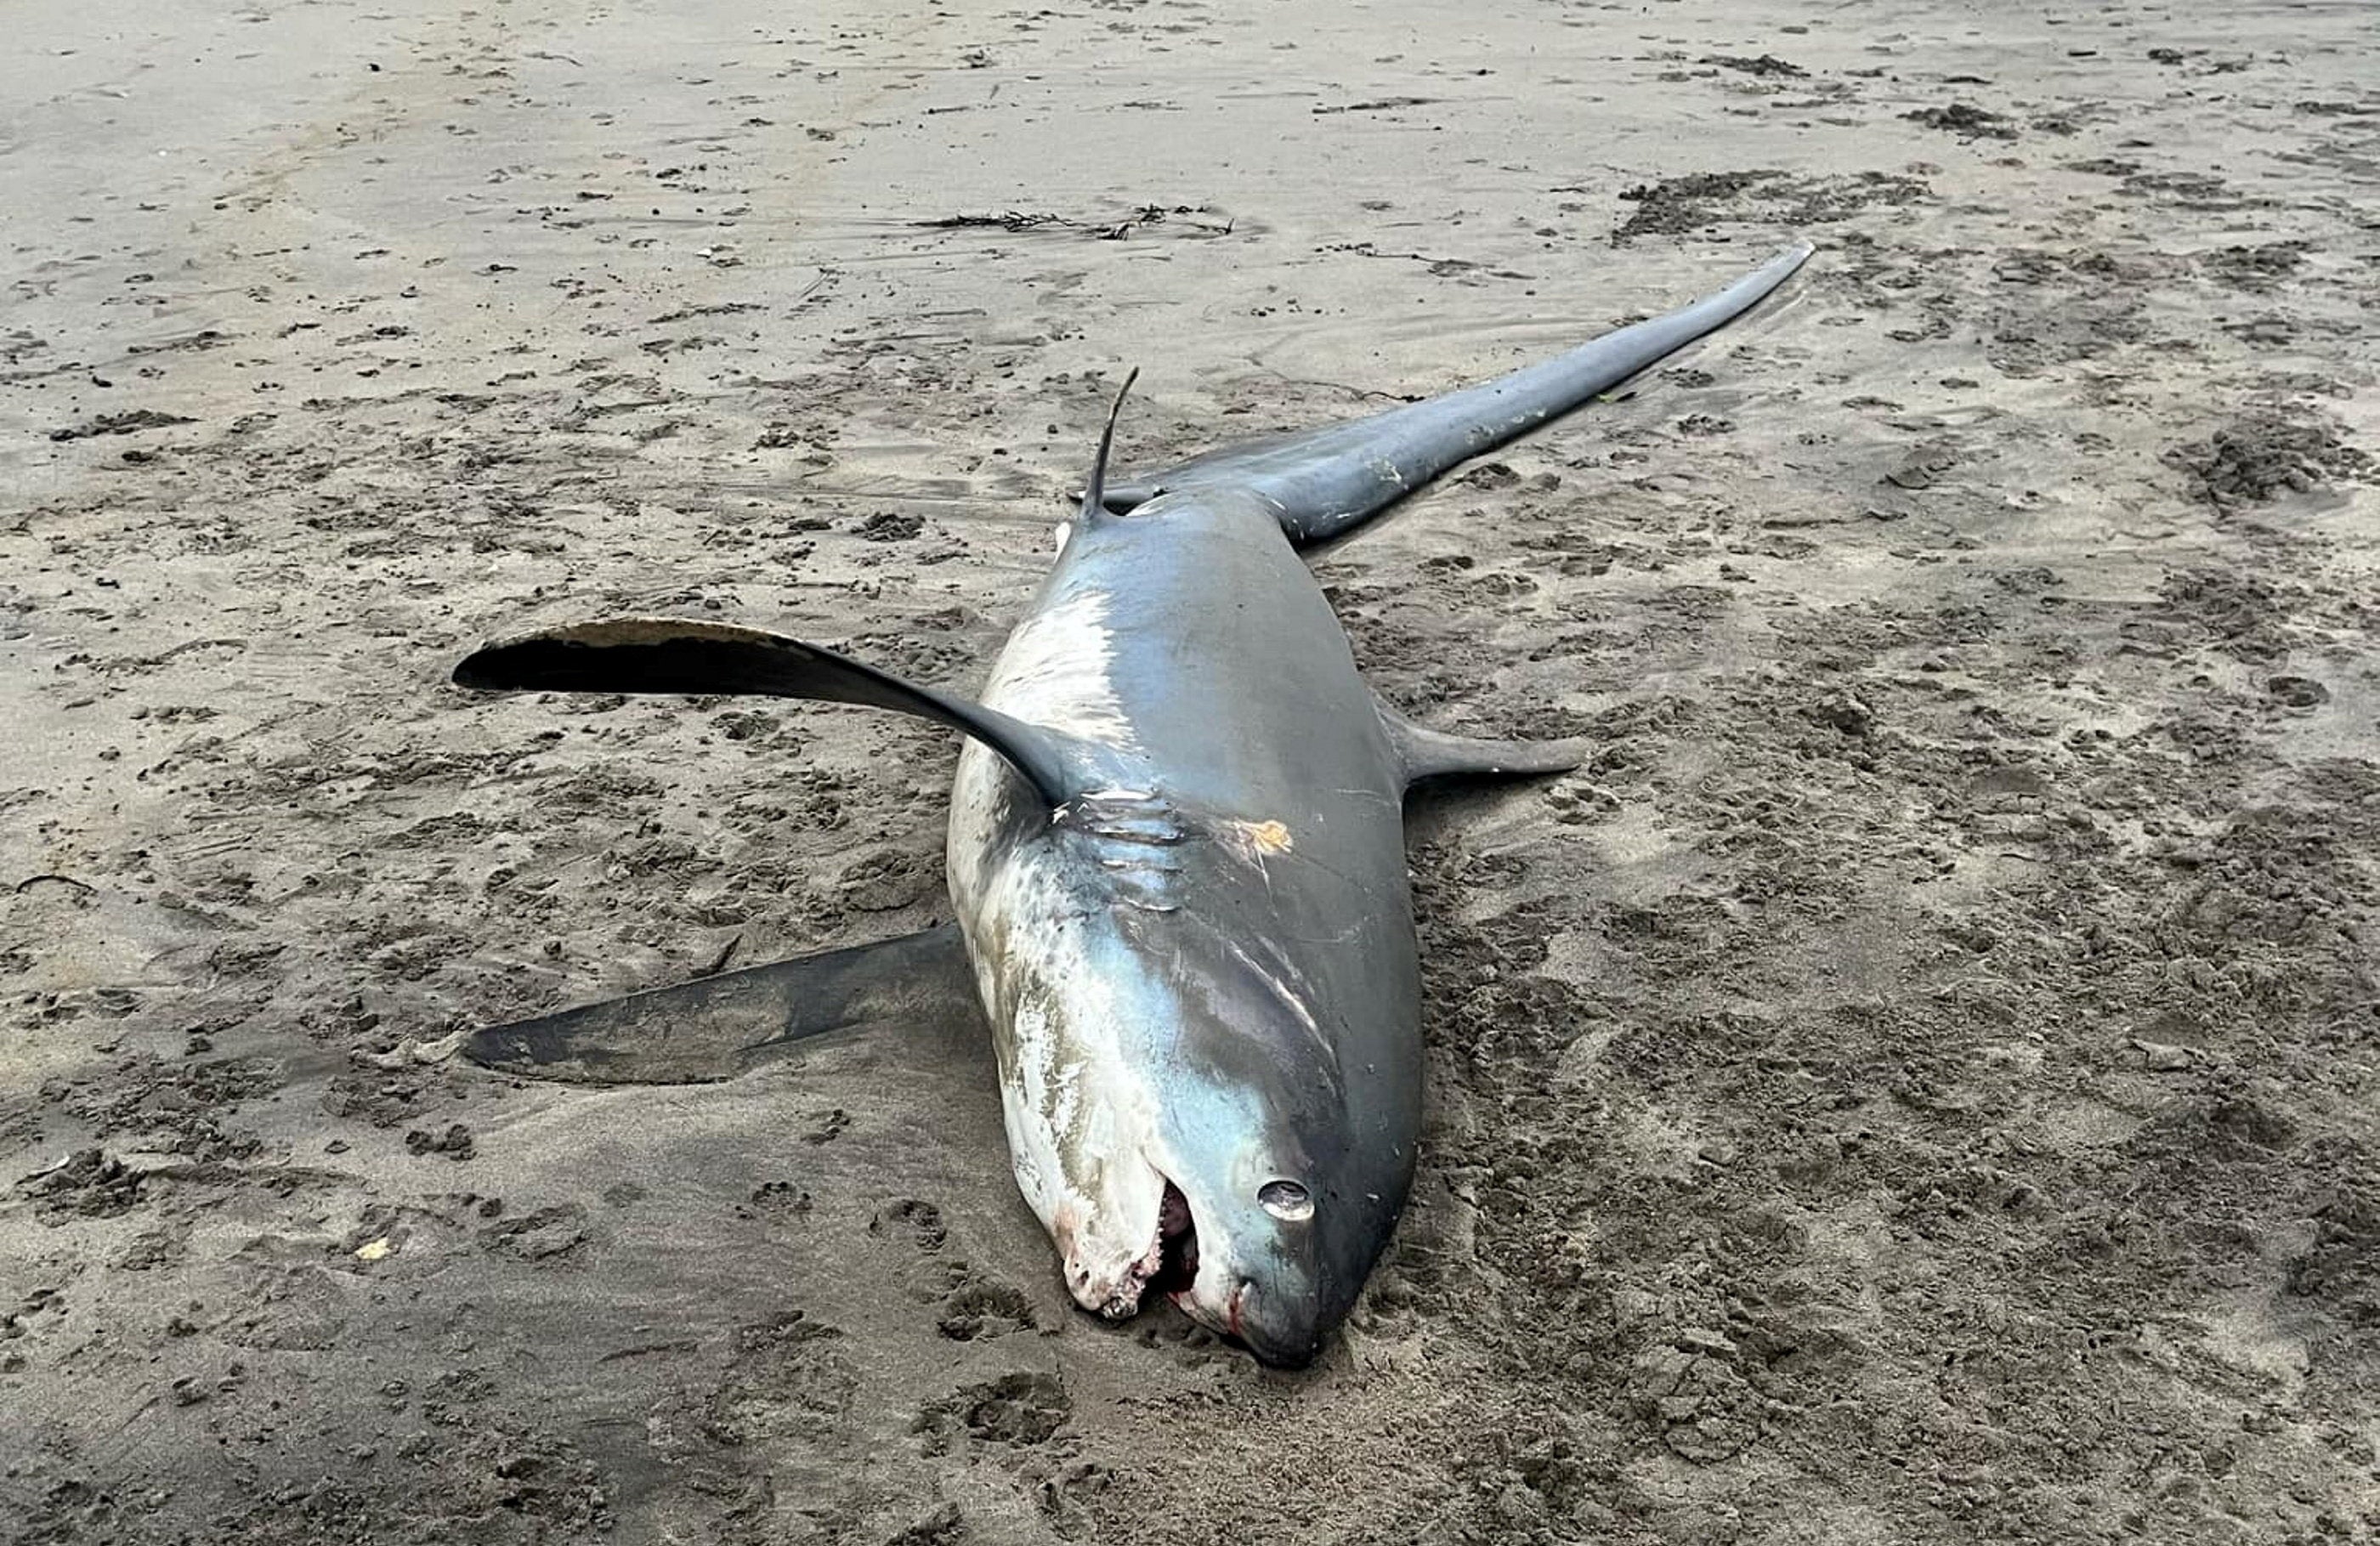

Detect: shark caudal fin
1094,241,1813,543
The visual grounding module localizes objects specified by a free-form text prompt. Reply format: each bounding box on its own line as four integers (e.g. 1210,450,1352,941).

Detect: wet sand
3,0,2377,1540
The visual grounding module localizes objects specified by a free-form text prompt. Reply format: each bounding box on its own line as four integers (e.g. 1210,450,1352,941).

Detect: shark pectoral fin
464,924,979,1084
1378,698,1594,789
454,617,1102,806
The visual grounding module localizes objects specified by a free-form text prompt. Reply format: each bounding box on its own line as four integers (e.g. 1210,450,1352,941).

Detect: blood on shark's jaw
1153,1185,1328,1368
1162,1151,1342,1363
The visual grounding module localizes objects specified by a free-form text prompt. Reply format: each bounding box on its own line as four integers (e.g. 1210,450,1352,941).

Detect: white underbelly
941,577,1182,1302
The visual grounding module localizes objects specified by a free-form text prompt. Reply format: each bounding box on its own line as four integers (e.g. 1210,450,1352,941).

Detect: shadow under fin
464,924,978,1084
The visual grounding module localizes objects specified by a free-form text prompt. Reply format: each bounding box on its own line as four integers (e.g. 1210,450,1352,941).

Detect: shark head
971,810,1416,1368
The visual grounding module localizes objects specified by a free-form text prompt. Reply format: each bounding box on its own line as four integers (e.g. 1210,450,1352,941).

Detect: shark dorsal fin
1078,367,1140,523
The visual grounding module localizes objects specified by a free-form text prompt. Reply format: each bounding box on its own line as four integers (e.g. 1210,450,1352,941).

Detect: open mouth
1155,1183,1254,1346
1095,1180,1269,1351
1090,1179,1201,1320
1150,1181,1200,1298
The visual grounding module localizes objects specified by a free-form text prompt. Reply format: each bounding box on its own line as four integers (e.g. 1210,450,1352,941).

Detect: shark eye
1257,1180,1314,1221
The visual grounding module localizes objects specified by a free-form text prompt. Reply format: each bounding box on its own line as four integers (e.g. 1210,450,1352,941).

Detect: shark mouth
1151,1181,1200,1299
1099,1179,1269,1353
1095,1180,1209,1312
1099,1179,1201,1319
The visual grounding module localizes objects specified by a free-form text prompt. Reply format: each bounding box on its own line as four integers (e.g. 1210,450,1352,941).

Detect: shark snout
1173,1272,1322,1368
1229,1285,1326,1368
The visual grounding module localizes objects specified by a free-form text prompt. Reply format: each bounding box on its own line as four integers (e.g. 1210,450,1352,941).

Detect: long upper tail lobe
1098,242,1814,546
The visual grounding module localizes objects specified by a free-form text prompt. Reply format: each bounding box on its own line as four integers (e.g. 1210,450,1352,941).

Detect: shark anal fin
1379,698,1592,790
455,618,1104,806
463,924,978,1084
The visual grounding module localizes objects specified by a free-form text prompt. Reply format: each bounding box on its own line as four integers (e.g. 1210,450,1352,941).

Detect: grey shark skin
945,478,1426,1366
453,241,1813,1367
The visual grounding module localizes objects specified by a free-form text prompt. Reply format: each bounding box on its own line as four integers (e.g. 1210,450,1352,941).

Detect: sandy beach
3,0,2376,1540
